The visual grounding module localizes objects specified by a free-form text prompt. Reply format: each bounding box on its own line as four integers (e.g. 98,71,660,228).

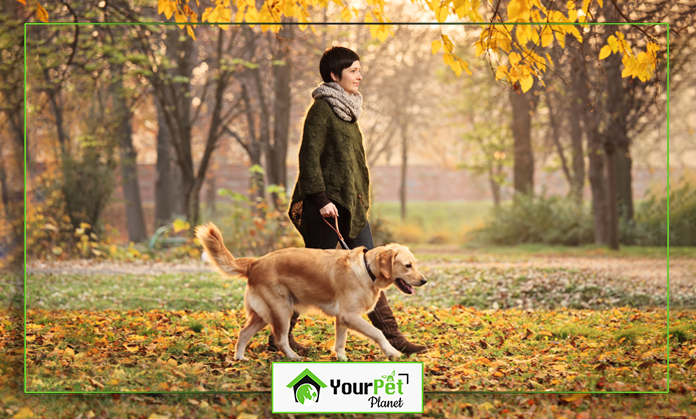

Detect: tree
509,82,538,195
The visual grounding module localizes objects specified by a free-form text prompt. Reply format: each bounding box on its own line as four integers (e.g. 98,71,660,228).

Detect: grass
370,200,492,244
26,259,685,311
25,272,246,311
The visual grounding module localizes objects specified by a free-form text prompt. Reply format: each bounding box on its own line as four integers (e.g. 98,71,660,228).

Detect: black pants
301,199,374,250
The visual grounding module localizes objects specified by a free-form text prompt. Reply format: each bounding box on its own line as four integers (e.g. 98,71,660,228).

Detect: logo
273,363,423,413
286,368,328,405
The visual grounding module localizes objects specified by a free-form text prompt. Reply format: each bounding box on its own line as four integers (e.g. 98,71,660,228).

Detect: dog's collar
363,248,377,282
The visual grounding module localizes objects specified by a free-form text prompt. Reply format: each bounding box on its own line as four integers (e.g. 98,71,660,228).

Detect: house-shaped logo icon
286,368,328,404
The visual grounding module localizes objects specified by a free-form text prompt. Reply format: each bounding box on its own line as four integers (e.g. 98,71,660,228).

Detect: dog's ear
378,248,397,279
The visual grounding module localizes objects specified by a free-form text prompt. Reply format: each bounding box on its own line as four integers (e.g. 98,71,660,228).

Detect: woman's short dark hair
319,46,360,83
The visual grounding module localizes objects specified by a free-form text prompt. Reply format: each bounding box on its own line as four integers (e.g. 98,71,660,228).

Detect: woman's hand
319,202,339,218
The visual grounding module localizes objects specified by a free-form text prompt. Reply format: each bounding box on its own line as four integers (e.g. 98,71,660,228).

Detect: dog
195,222,427,361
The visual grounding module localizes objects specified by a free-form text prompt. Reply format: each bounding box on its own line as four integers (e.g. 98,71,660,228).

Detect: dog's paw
234,354,248,361
336,353,348,361
385,349,402,358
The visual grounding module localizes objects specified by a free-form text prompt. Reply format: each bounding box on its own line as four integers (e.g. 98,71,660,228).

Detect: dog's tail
195,223,254,278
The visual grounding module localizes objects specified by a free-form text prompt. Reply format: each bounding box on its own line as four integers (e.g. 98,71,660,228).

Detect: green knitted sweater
289,99,371,239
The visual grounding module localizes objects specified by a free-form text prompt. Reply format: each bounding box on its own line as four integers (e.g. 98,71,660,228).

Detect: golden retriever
195,223,427,361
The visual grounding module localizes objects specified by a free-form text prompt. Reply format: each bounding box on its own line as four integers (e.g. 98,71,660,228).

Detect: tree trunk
205,173,217,215
399,119,408,221
509,83,538,195
604,143,620,250
583,75,608,246
488,160,501,208
111,76,147,243
602,53,626,250
616,139,634,220
267,28,292,208
154,98,178,227
546,91,573,191
0,156,10,219
241,83,266,204
587,134,608,245
568,44,586,205
153,28,195,223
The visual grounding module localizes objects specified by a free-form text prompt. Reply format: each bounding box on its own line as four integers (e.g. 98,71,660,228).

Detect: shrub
210,182,303,257
392,224,425,244
368,212,396,246
27,161,116,260
472,192,594,246
622,175,696,246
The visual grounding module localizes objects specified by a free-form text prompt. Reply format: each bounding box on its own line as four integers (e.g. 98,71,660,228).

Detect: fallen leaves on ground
22,306,695,393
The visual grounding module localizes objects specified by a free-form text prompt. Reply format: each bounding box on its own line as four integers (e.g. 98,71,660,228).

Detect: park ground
1,244,695,418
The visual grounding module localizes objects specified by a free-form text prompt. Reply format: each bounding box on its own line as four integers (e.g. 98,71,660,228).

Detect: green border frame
23,20,671,397
271,361,424,414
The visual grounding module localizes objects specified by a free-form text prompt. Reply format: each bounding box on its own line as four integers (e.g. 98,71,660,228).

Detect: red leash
322,216,350,249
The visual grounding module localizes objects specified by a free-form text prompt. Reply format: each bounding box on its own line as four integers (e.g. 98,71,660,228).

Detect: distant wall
113,164,672,203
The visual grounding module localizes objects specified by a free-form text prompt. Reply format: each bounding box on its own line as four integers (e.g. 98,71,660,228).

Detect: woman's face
331,60,362,94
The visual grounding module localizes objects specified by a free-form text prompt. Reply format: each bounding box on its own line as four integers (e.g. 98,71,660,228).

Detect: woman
278,46,427,356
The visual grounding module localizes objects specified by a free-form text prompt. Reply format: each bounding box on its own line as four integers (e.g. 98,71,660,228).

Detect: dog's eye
405,263,412,269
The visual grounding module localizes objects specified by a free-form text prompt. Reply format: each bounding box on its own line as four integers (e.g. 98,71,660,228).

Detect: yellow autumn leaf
442,34,454,53
148,413,170,419
508,52,522,65
459,367,477,376
507,1,522,21
377,26,390,43
12,408,35,419
172,218,190,233
599,45,611,60
435,3,448,22
495,65,508,80
461,60,472,75
541,27,554,47
340,6,351,22
451,60,463,76
562,393,590,402
164,1,175,19
187,25,196,40
431,40,442,55
519,74,534,93
36,3,48,22
64,347,75,357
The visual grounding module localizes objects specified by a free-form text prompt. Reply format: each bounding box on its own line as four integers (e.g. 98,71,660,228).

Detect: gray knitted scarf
311,82,362,122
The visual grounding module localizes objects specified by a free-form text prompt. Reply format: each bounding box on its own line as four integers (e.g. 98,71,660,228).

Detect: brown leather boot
367,292,427,355
268,311,310,356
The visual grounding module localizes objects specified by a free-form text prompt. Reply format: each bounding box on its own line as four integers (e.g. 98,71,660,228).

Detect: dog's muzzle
395,276,427,295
